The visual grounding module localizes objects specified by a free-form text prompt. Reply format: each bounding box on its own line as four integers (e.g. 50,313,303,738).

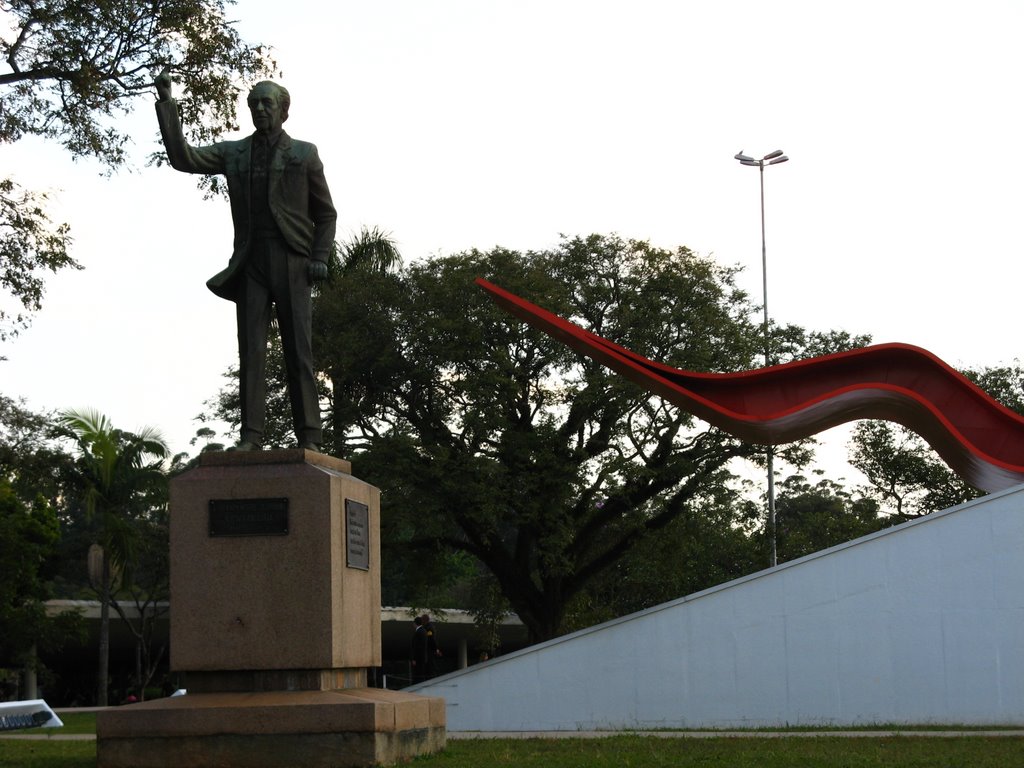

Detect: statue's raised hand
155,68,173,101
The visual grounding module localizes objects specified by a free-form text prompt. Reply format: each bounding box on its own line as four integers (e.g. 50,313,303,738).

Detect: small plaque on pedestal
346,499,370,570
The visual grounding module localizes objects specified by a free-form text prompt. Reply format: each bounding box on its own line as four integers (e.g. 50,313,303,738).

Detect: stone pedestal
97,450,444,767
97,689,446,768
168,450,380,677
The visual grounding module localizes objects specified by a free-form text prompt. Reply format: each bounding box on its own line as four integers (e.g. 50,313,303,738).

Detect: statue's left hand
308,260,329,283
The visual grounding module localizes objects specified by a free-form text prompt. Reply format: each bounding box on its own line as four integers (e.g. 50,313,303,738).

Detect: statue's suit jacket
155,99,337,301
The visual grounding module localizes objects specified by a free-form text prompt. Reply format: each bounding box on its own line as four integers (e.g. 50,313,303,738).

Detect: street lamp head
762,149,785,160
734,151,755,163
767,155,789,165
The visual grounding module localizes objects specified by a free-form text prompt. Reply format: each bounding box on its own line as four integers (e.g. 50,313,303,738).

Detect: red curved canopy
476,277,1024,493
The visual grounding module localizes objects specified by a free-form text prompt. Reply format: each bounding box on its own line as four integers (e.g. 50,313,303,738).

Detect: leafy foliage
336,225,404,274
964,363,1024,414
771,323,872,364
773,473,885,562
0,179,78,340
0,0,276,335
565,482,762,630
317,235,772,640
0,480,80,668
0,398,176,699
0,0,275,163
59,409,168,560
0,396,83,676
0,394,76,506
848,420,977,518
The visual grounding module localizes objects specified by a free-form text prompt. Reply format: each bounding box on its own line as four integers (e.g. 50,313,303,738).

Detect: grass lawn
434,735,1024,767
0,739,95,768
2,731,1023,768
42,713,97,736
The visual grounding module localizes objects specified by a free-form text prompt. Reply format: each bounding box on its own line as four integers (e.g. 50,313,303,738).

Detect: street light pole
735,149,788,567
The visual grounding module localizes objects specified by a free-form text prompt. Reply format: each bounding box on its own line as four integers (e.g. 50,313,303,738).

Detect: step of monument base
96,688,445,768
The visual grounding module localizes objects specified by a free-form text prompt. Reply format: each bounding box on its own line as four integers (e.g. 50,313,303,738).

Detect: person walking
421,614,442,679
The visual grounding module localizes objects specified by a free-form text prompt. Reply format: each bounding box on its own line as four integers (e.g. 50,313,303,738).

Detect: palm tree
60,409,168,706
313,226,404,454
337,225,403,273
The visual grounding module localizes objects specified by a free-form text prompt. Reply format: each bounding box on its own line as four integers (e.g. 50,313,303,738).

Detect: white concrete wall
411,485,1024,730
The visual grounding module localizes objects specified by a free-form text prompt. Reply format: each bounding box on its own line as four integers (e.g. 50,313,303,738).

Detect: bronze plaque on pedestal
209,498,289,537
345,499,369,570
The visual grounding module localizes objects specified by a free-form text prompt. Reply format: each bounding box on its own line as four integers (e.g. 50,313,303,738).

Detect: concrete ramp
410,485,1024,730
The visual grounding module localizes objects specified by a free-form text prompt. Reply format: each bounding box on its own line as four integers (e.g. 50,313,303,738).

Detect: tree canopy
0,0,276,338
1,0,274,162
307,234,865,640
773,473,884,562
0,479,75,668
0,179,76,342
0,396,83,681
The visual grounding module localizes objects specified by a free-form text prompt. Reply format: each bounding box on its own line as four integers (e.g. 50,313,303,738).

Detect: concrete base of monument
117,451,442,765
95,688,446,768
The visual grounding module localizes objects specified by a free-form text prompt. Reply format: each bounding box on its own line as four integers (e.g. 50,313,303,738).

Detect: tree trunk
21,644,38,699
135,638,143,701
97,553,110,707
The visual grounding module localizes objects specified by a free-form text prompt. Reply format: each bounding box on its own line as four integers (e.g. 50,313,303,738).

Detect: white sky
2,1,1022,488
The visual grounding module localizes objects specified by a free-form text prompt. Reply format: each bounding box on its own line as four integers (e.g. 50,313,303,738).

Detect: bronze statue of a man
154,70,337,451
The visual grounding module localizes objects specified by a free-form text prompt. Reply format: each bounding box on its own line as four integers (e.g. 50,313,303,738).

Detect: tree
318,234,808,641
335,225,404,274
0,480,82,684
107,506,169,701
316,227,406,452
0,480,54,664
848,362,1024,518
848,420,977,518
772,473,885,563
59,409,168,706
0,394,77,508
0,0,276,337
0,396,84,695
0,180,77,342
564,481,762,631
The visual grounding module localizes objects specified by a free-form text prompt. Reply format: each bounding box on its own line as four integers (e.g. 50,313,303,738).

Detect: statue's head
247,81,290,134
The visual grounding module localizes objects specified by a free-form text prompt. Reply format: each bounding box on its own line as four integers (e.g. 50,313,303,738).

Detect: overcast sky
3,1,1022,487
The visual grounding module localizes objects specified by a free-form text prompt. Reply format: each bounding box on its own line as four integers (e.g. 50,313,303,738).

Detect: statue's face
248,85,284,135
